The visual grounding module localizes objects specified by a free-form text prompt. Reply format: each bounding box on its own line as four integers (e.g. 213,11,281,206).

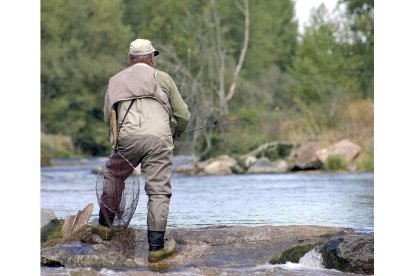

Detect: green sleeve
156,71,191,137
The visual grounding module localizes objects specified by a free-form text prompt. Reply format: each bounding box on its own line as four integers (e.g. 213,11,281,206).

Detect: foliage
44,219,64,243
41,142,52,167
41,132,79,166
325,155,349,171
41,0,374,162
41,0,133,155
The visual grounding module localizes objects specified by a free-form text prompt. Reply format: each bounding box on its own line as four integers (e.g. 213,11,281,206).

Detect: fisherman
92,38,190,263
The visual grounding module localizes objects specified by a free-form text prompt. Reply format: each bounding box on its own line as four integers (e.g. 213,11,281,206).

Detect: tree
244,0,297,74
340,0,374,97
41,0,133,155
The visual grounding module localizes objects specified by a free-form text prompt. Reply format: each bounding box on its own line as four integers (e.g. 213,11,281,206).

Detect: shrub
325,155,348,171
358,158,374,172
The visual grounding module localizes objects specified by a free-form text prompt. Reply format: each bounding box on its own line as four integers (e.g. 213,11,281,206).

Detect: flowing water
41,156,373,275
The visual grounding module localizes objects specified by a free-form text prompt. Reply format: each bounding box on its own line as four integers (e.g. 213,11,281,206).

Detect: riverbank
42,131,373,174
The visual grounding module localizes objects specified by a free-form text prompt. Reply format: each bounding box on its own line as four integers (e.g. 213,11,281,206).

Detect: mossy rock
269,244,315,264
42,219,92,248
44,219,65,242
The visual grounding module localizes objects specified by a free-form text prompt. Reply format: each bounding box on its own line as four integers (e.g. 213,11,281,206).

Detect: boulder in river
320,235,374,275
247,157,288,174
197,155,237,175
291,141,323,170
316,139,361,164
41,209,59,243
270,244,315,264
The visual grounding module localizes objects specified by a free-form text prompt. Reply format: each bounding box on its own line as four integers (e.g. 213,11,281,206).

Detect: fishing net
96,152,140,228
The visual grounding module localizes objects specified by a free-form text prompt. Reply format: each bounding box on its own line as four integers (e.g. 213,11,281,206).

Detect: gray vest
107,64,173,118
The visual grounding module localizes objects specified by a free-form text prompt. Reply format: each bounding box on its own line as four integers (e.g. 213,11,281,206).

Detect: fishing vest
107,64,173,119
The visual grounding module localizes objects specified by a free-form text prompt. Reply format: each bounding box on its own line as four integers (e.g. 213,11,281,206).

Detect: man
92,38,190,263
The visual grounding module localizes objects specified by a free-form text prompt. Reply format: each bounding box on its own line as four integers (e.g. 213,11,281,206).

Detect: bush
41,141,53,166
325,155,348,171
41,132,79,161
358,158,374,172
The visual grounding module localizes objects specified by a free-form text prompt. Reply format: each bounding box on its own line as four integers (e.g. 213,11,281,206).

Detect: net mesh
96,152,140,228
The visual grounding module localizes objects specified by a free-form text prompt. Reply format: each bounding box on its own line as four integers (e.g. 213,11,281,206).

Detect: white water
299,248,324,268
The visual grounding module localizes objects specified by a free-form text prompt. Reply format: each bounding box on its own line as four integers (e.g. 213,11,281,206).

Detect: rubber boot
91,218,114,241
99,209,114,227
147,231,177,263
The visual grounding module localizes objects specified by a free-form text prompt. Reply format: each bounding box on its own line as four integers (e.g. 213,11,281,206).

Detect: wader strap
114,99,136,152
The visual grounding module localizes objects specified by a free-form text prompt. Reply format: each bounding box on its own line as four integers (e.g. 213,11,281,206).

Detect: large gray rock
41,225,348,269
247,157,288,174
41,209,59,243
316,139,361,164
320,235,374,275
291,141,323,170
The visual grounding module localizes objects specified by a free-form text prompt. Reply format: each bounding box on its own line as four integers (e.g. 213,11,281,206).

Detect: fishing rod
184,121,248,134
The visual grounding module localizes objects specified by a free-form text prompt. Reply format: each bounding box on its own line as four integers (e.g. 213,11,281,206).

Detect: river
41,156,373,275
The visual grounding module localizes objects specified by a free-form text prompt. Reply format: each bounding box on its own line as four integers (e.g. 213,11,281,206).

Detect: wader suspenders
114,99,136,153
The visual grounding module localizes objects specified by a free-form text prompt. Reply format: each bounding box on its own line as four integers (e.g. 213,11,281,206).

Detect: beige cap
129,39,159,56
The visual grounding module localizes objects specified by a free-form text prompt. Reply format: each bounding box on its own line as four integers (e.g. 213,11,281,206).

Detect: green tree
340,0,374,97
289,5,357,105
244,0,297,74
41,0,133,155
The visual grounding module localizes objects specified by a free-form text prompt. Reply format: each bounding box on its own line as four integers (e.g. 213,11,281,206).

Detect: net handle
114,99,135,152
110,110,118,146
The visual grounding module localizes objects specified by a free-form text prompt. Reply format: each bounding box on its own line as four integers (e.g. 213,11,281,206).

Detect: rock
41,209,59,243
247,158,288,174
269,244,315,264
199,155,237,175
244,155,257,168
291,141,323,170
274,160,289,172
316,139,361,164
230,163,245,174
62,203,94,238
204,160,232,175
174,165,196,175
320,235,374,275
41,225,349,269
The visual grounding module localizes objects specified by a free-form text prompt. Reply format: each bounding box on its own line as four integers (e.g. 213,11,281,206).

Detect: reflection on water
41,157,373,233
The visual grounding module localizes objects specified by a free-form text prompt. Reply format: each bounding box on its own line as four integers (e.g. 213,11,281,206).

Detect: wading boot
91,218,114,240
148,239,177,263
